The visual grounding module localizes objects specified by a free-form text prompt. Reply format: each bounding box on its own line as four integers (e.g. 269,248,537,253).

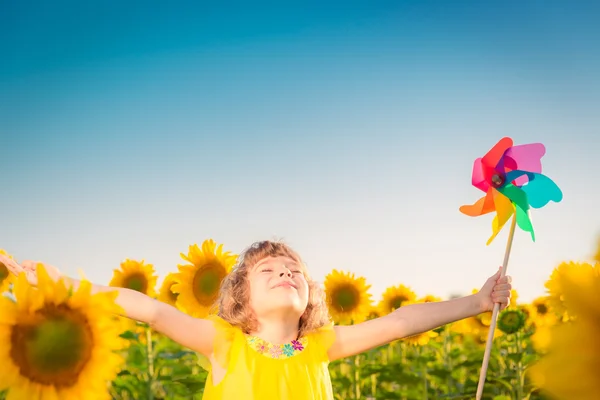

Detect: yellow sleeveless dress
200,315,336,399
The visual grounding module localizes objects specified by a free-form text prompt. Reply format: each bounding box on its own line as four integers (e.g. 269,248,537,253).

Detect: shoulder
205,314,246,346
304,322,337,360
198,314,245,371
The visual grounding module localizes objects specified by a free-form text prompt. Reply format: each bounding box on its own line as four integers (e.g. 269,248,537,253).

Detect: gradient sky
2,1,599,303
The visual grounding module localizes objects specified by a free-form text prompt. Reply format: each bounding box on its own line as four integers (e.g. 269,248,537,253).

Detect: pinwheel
460,136,563,245
459,137,562,399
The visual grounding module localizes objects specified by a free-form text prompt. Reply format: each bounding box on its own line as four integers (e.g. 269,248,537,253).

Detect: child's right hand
0,254,62,286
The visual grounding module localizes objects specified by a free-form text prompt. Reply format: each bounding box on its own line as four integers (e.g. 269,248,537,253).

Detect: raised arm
328,268,511,361
0,256,216,357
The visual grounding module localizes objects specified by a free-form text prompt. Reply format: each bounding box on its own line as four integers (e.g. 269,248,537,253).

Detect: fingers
21,260,38,271
492,267,502,280
492,289,511,309
492,289,511,299
0,255,24,275
493,283,512,292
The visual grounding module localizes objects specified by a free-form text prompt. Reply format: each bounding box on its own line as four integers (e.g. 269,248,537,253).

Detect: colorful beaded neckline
245,335,308,359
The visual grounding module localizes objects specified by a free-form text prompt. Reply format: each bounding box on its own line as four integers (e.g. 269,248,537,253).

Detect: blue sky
2,1,599,303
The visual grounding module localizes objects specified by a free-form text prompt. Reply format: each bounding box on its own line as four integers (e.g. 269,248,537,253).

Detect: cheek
298,280,310,300
249,278,267,304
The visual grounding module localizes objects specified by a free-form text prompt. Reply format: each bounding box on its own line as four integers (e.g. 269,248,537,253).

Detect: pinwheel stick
475,214,517,400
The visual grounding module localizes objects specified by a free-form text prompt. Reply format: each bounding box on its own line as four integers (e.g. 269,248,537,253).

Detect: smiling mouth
274,282,297,289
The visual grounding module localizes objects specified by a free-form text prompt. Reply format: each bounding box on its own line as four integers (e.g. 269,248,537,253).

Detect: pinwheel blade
499,184,535,241
460,190,495,216
486,189,515,245
504,143,546,186
505,170,564,208
471,158,490,192
481,137,513,170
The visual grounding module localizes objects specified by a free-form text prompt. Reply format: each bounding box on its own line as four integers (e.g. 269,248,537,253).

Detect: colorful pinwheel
460,137,563,245
461,137,563,399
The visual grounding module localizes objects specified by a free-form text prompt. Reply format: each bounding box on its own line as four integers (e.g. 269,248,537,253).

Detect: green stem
418,346,429,400
354,355,361,400
516,332,523,400
146,327,154,400
444,326,455,395
401,342,407,400
371,373,377,398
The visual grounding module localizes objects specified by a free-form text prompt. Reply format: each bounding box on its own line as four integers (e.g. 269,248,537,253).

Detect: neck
251,314,301,345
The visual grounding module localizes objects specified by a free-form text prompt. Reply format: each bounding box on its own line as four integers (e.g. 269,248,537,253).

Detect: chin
268,293,307,313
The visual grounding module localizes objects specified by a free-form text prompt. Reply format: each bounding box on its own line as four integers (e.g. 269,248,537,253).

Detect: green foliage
110,325,207,400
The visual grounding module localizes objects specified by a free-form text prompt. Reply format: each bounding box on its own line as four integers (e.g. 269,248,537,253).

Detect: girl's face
248,256,309,320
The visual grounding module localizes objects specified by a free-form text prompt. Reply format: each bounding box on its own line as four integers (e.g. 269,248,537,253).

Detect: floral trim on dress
245,335,308,359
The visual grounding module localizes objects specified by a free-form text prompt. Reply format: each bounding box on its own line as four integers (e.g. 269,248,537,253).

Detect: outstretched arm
328,268,511,361
0,256,216,357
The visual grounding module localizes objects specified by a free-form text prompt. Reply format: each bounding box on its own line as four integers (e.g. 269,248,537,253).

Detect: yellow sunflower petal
158,273,179,307
324,269,372,325
174,239,237,318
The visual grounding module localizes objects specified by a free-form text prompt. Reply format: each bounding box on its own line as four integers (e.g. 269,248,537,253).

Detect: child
1,240,512,399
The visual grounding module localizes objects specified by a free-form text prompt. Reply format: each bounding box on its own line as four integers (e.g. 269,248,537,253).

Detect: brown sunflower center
536,303,548,315
330,284,360,312
389,295,408,311
193,263,227,306
10,304,93,388
122,273,148,294
0,262,8,282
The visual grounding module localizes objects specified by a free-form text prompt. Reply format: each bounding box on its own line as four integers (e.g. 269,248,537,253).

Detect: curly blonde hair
215,240,331,338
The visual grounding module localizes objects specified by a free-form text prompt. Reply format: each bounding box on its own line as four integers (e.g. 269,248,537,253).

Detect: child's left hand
476,267,512,313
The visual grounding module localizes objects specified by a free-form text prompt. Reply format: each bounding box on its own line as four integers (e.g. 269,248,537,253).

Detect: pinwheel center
491,174,505,187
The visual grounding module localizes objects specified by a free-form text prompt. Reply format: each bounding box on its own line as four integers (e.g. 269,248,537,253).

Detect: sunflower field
0,239,599,400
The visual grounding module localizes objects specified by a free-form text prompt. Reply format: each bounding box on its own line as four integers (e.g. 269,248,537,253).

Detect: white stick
475,214,517,400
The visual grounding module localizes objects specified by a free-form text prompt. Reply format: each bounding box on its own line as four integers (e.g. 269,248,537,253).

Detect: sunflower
528,296,556,326
418,294,441,303
109,259,158,297
0,265,126,400
0,249,15,293
497,309,526,335
366,305,381,321
324,269,372,325
158,273,179,307
531,323,553,353
530,263,600,400
594,237,600,263
401,300,439,346
545,261,594,320
378,284,416,316
172,239,237,318
452,314,492,344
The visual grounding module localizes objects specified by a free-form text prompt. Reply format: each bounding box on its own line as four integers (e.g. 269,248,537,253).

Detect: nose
279,266,292,278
